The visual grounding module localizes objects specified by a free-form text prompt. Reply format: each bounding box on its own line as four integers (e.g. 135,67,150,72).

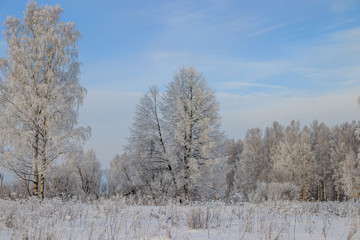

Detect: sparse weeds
346,203,360,240
187,207,205,229
0,198,360,239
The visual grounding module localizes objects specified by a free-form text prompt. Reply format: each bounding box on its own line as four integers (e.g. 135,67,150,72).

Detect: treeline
3,119,358,202
227,120,360,202
1,66,360,202
0,2,359,203
0,149,102,200
103,120,360,202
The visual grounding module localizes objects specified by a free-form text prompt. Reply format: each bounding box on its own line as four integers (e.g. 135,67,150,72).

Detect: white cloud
218,87,360,139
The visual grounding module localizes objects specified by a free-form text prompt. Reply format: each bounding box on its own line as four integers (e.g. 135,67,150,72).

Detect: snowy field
0,198,360,239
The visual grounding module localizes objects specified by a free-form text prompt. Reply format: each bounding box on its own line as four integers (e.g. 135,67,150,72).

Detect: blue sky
0,0,360,168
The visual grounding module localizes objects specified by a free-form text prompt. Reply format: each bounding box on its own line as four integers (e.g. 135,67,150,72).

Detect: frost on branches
126,67,228,202
0,2,90,198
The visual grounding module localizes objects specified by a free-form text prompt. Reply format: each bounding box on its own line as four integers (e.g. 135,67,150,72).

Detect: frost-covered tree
330,122,359,200
76,149,102,198
272,121,313,201
163,66,224,200
310,121,331,201
262,121,284,183
224,139,243,200
340,150,360,199
273,121,300,183
46,155,82,199
46,149,101,199
234,128,263,200
127,86,179,198
127,67,224,201
296,126,313,201
0,2,90,198
108,152,137,196
330,126,347,200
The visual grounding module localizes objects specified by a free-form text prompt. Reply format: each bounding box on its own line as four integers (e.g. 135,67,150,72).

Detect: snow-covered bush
267,182,299,201
248,182,268,203
247,182,299,203
46,149,102,200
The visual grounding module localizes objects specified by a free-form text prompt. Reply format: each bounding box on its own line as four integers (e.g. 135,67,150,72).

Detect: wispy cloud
329,26,360,42
246,22,292,37
325,18,358,30
330,0,357,12
294,66,360,86
132,1,209,25
222,82,284,89
215,15,259,33
145,50,290,83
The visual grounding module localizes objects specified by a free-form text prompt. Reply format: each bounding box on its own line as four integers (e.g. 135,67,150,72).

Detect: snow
0,198,359,239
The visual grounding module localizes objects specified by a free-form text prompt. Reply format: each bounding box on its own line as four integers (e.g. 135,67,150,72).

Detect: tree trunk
33,137,39,196
155,110,181,201
183,164,190,200
225,169,235,201
182,139,192,201
301,186,307,201
302,159,307,201
33,169,38,196
39,172,45,199
39,149,46,199
39,118,47,199
323,169,327,201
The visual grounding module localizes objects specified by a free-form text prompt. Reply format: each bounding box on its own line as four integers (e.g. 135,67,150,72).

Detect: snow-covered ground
0,198,359,239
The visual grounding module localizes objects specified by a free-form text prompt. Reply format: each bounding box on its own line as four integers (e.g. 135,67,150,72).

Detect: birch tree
163,66,223,200
74,149,101,199
263,121,283,183
0,2,90,198
310,121,331,201
272,121,301,183
108,153,137,196
127,86,179,198
272,122,313,201
340,150,360,199
127,67,224,201
330,126,347,200
225,139,243,200
234,128,263,200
